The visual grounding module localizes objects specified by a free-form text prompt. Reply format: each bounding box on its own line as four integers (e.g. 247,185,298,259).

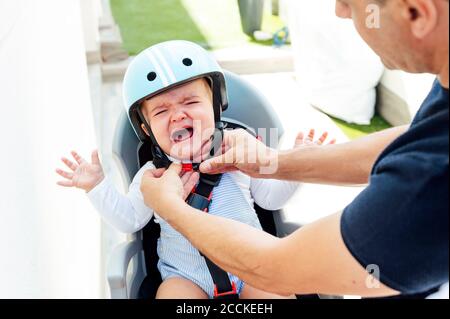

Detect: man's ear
141,123,150,137
403,0,438,39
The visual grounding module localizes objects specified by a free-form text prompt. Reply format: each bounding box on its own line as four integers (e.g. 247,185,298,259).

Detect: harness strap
185,172,239,299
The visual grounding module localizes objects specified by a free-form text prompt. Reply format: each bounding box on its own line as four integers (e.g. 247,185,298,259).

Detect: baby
56,41,334,299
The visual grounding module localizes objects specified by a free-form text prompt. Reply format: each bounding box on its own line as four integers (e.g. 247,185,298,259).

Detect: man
140,0,448,297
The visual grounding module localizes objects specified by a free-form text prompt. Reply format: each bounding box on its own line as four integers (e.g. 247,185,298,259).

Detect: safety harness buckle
214,281,239,299
186,192,212,212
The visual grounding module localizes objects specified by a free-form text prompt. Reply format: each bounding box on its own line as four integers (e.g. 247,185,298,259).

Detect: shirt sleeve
86,162,155,233
250,177,301,210
341,151,449,294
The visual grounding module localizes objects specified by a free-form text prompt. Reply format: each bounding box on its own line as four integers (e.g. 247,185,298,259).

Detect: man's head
140,78,215,162
335,0,448,82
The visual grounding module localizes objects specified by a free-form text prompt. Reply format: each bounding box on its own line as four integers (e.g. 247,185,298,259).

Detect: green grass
110,0,286,55
330,114,392,140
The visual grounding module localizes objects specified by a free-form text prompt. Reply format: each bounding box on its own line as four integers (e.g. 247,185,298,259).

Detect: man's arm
162,199,399,297
201,125,409,185
275,125,409,185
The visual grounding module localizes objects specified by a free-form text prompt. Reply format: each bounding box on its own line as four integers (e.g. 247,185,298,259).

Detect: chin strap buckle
182,163,193,172
181,162,201,172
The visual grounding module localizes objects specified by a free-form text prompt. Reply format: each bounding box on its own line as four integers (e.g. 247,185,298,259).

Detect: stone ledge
99,24,129,63
213,45,294,74
101,45,294,82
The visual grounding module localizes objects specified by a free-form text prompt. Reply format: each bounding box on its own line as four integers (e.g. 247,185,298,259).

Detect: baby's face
141,78,215,162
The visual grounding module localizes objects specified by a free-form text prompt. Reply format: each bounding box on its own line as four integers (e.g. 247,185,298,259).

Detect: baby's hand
180,170,200,201
294,129,336,148
56,150,105,193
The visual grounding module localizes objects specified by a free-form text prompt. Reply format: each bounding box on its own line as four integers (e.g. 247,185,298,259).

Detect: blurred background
0,0,436,298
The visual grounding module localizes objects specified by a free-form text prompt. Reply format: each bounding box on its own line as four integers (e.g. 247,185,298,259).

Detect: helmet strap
151,145,171,169
209,77,225,158
136,107,171,169
209,121,225,158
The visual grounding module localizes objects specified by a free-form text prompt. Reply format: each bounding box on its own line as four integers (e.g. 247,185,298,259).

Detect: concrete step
99,24,129,63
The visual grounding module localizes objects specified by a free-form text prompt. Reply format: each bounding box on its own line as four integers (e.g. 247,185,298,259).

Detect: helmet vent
147,72,157,81
182,58,193,66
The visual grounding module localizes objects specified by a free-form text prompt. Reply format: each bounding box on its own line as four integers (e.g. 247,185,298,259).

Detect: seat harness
181,163,239,299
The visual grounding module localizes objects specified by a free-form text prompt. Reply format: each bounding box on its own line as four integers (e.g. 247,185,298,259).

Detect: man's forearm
275,125,408,185
161,200,398,297
163,199,284,293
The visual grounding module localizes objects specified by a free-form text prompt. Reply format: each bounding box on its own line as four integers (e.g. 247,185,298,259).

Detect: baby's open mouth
171,127,194,143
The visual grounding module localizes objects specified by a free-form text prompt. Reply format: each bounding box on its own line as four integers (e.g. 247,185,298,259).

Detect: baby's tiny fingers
317,132,328,145
56,168,73,180
329,139,337,145
183,172,199,198
296,131,304,140
62,157,77,171
57,180,74,187
307,129,315,141
294,131,304,145
180,171,193,184
71,151,86,165
190,172,200,185
91,150,100,165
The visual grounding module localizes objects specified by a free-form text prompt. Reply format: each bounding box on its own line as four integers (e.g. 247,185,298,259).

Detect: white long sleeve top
87,161,300,233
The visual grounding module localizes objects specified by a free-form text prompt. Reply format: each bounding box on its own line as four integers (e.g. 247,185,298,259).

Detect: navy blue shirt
341,80,449,294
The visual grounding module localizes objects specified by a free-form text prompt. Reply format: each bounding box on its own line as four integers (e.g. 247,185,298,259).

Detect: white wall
380,70,436,118
80,0,101,54
0,0,102,298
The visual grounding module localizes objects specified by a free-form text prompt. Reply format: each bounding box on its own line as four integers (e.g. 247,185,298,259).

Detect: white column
0,0,102,298
80,0,100,55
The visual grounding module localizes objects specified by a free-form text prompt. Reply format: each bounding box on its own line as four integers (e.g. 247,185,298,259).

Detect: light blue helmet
123,40,228,143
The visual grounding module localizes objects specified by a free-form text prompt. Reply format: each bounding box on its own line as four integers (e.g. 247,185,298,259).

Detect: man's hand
56,150,105,192
200,129,278,178
199,129,336,178
140,163,199,216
